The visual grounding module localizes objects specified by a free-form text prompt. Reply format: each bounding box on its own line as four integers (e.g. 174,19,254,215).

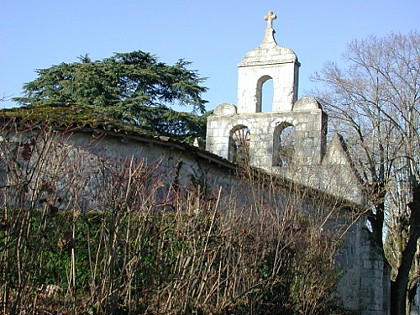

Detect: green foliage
13,51,209,142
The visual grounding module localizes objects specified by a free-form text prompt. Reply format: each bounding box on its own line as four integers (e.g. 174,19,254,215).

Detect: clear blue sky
1,0,419,111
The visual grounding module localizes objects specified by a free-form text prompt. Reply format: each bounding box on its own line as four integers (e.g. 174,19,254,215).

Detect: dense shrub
0,126,350,314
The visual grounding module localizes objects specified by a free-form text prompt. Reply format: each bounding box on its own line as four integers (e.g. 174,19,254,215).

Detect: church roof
0,104,125,132
0,103,201,144
0,104,235,168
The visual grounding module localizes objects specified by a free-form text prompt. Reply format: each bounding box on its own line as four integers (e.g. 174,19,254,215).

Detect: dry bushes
0,125,350,314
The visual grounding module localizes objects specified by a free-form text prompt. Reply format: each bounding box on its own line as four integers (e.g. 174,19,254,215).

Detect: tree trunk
391,237,416,315
391,184,420,315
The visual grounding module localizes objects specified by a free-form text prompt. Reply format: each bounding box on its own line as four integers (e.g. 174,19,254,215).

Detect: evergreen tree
14,51,208,142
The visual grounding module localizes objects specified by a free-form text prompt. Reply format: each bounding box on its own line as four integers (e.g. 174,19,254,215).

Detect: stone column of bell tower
237,11,300,113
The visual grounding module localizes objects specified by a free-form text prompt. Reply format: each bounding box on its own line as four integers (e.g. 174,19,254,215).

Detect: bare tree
312,31,420,315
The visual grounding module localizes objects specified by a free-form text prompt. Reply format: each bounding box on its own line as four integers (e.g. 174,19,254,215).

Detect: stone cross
264,11,277,28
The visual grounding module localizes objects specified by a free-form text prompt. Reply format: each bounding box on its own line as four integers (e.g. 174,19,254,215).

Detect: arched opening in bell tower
256,75,274,113
229,125,251,164
273,122,296,166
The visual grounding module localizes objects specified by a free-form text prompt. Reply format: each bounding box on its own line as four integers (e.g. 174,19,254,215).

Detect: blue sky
1,0,419,111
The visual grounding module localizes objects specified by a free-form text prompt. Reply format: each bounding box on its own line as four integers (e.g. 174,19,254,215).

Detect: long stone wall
0,124,389,314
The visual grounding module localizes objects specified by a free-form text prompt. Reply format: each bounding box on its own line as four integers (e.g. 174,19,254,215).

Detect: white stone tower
237,11,300,113
206,11,327,170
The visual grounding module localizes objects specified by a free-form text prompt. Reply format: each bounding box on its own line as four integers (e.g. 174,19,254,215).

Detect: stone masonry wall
206,102,326,167
0,126,390,314
334,221,390,315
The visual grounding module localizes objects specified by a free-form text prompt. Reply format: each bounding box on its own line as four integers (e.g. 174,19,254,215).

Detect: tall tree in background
313,31,420,315
14,51,208,142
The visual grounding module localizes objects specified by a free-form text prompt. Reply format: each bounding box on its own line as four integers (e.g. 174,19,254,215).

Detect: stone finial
264,11,277,29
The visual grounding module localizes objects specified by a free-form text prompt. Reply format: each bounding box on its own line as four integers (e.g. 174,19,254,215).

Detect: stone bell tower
206,11,327,170
237,11,300,113
206,14,389,315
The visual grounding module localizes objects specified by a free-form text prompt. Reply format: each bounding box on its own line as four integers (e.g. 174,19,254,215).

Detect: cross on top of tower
264,11,277,29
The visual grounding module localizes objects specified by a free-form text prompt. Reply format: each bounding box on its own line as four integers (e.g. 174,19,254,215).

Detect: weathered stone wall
0,127,243,211
334,222,390,314
206,98,326,167
0,125,390,314
272,133,365,205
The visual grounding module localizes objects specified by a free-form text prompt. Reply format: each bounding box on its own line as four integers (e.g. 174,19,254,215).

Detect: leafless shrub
0,122,352,314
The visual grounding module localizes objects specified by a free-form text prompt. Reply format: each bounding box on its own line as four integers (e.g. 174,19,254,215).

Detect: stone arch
273,122,296,166
229,125,251,164
256,75,273,112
